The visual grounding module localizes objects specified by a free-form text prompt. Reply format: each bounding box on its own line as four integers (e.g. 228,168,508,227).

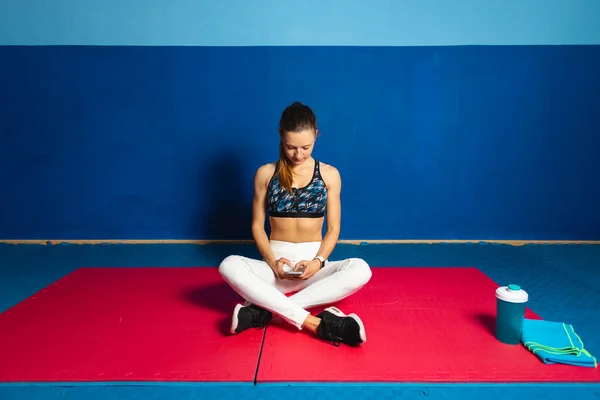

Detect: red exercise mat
0,267,262,382
257,267,600,383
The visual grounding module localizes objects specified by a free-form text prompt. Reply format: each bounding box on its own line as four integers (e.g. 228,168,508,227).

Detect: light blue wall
1,0,600,46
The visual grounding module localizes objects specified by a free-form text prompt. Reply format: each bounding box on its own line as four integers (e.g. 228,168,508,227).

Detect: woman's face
281,129,316,165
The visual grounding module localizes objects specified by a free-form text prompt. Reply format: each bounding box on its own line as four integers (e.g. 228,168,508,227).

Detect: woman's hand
294,259,322,280
271,257,293,280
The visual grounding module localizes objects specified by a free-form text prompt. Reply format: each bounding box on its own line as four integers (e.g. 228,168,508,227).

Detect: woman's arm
315,164,342,261
251,164,277,269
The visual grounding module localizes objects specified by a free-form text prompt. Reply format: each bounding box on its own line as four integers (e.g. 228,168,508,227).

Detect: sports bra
266,160,328,218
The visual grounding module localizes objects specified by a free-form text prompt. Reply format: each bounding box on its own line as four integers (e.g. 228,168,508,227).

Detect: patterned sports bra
266,160,328,218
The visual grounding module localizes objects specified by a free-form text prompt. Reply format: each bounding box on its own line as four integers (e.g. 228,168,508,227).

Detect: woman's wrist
313,256,325,269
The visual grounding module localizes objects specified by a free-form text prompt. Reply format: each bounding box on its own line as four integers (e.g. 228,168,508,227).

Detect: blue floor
1,242,599,399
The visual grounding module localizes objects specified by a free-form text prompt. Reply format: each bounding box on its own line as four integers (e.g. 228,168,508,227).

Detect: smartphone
283,264,305,276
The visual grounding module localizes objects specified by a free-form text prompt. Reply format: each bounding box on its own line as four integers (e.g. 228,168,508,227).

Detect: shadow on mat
474,313,496,337
181,282,242,336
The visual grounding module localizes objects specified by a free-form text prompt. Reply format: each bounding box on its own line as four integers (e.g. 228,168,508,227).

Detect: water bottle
495,284,528,345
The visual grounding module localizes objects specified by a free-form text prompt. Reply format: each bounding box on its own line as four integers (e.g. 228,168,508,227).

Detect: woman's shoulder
316,160,341,186
256,161,278,174
254,161,278,183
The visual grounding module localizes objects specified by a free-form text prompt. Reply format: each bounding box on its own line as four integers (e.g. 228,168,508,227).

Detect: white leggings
219,240,372,330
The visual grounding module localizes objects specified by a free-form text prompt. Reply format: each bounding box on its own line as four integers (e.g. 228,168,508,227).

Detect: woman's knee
218,255,243,280
349,258,372,286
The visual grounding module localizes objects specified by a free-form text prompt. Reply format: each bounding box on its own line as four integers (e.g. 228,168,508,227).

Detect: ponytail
278,141,295,192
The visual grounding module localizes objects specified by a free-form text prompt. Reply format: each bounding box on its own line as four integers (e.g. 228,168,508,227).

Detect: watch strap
314,256,325,269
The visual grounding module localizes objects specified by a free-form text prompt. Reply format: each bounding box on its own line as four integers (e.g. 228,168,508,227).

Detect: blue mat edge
1,381,599,400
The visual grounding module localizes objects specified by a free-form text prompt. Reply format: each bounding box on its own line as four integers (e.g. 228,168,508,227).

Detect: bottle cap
496,284,528,303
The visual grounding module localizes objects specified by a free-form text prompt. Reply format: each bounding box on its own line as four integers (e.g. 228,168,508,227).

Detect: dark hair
277,102,318,192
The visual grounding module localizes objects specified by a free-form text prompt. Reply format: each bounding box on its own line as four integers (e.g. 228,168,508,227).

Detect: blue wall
1,1,600,241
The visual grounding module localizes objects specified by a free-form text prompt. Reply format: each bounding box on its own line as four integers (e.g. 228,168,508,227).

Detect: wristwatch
314,256,325,269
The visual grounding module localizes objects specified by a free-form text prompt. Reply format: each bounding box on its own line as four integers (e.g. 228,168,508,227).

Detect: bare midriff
268,216,325,243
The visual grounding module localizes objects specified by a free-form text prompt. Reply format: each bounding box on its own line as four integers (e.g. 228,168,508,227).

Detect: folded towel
521,319,597,368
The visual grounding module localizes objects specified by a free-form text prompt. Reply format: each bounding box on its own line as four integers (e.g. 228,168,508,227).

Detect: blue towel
521,319,597,368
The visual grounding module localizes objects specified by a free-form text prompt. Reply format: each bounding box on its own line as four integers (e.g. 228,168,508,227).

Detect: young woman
219,102,372,346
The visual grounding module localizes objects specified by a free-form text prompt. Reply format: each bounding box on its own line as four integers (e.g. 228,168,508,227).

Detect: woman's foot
230,302,273,334
315,307,366,346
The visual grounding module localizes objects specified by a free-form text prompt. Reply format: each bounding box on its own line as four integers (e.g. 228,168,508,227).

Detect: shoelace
322,318,345,347
247,305,271,329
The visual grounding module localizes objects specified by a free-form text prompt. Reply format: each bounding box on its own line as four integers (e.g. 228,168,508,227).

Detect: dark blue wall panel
1,45,599,240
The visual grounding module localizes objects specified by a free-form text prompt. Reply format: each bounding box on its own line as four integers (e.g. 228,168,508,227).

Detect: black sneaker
230,302,273,334
316,306,366,346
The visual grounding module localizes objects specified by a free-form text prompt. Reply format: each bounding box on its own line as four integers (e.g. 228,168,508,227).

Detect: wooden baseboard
1,239,599,246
